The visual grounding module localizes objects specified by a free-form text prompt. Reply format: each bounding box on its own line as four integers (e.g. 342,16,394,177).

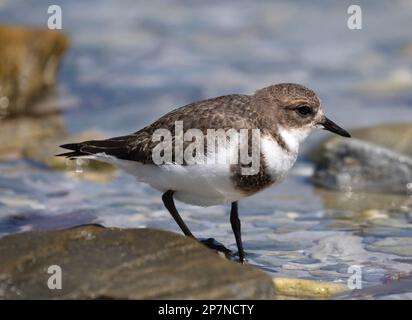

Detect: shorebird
58,83,350,263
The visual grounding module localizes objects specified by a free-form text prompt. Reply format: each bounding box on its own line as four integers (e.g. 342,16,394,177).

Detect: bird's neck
278,126,311,154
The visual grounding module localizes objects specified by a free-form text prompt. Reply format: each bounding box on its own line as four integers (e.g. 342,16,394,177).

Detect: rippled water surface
1,0,412,299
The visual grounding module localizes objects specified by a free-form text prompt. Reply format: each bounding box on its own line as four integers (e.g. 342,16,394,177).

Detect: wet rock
23,131,117,183
0,24,69,117
272,277,347,299
312,138,412,194
0,226,275,299
311,123,412,162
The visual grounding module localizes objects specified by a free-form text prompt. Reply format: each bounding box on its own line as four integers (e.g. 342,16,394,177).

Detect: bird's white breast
83,127,310,207
260,126,312,181
260,135,298,182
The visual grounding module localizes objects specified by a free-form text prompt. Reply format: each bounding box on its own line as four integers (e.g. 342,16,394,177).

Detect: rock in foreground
0,226,275,299
313,138,412,194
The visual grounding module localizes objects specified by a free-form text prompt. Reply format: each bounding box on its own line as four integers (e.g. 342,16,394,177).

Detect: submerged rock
0,24,69,117
0,226,275,299
312,138,412,194
367,238,412,257
315,188,412,213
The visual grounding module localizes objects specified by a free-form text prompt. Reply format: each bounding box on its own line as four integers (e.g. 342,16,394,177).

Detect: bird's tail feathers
56,136,130,160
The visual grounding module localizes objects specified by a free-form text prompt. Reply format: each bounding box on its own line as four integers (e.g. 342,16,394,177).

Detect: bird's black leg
162,190,233,257
230,201,245,263
162,190,194,237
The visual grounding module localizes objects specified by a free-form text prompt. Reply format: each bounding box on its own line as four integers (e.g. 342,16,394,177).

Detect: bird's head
254,83,351,143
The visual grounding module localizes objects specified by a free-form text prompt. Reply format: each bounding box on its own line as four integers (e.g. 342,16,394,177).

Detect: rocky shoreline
0,225,348,299
0,20,412,300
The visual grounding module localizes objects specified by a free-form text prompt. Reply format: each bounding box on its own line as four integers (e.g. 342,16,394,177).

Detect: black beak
320,117,351,138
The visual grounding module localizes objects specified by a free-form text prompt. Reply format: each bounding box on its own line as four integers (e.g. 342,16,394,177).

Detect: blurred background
1,0,412,298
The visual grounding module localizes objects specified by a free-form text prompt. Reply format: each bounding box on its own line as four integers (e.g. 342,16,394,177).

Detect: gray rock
0,226,275,299
312,138,412,194
310,123,412,162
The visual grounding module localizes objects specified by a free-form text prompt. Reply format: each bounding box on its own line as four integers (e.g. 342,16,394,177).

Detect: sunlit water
1,0,412,299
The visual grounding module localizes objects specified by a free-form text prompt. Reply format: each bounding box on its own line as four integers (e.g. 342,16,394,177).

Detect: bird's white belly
92,154,244,206
156,164,245,206
86,134,299,207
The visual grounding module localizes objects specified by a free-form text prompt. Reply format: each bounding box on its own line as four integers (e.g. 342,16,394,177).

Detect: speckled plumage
58,83,351,263
59,83,323,199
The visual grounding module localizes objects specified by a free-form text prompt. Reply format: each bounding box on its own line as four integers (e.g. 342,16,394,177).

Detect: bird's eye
296,105,313,116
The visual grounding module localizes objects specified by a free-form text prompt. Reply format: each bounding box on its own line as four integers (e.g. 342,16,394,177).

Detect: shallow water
1,0,412,299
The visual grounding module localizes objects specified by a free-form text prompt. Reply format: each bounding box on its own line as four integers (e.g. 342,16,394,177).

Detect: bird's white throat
278,126,312,154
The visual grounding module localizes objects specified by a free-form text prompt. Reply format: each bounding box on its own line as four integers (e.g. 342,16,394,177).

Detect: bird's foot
197,238,246,263
199,238,234,259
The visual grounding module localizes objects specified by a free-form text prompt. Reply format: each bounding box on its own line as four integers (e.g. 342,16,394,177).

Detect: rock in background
313,138,412,194
23,131,118,183
311,123,412,162
0,114,65,160
0,24,69,159
0,24,69,117
0,24,116,182
312,124,412,195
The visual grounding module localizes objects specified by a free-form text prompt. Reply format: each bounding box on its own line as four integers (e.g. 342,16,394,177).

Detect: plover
58,83,350,263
